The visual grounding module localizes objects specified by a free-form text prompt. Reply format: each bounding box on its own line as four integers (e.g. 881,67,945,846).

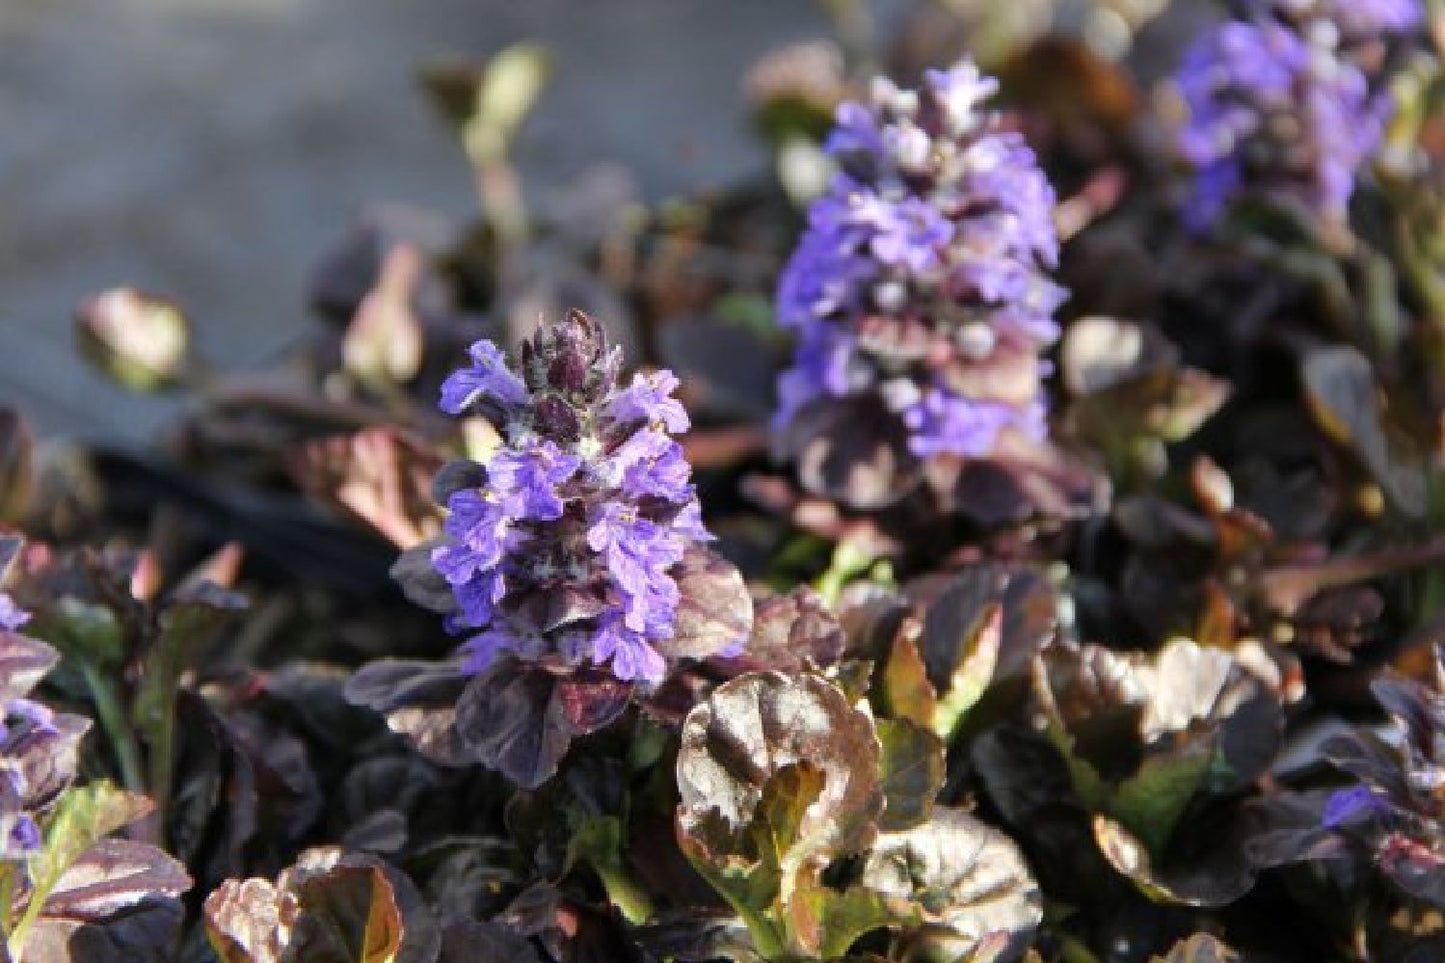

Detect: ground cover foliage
7,0,1445,959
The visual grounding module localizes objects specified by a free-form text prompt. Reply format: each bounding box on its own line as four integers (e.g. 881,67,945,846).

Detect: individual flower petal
608,370,690,433
438,340,530,414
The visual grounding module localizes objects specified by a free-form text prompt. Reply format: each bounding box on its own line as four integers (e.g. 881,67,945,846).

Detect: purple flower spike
1174,0,1414,229
428,311,724,687
773,58,1065,471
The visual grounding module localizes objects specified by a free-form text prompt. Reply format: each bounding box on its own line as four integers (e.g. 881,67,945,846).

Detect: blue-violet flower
774,59,1065,466
431,310,716,687
1174,0,1418,227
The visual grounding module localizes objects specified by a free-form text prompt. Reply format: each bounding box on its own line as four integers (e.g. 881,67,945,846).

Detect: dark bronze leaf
662,545,754,661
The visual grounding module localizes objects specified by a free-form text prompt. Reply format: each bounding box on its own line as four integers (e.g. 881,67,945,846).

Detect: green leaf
132,584,245,848
930,603,1000,741
788,866,919,960
876,719,945,834
566,814,654,925
880,634,937,731
39,599,124,671
1108,744,1213,857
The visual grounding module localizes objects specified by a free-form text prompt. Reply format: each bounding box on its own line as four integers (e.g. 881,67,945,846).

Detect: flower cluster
430,310,715,686
0,597,87,860
773,59,1065,465
1174,0,1419,227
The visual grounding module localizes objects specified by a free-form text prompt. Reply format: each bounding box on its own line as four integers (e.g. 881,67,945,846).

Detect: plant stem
7,869,46,961
79,664,145,799
0,863,14,936
592,857,655,926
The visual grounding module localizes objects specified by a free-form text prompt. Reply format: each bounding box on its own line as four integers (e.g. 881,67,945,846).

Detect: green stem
79,665,145,799
592,858,655,926
7,868,46,961
144,693,176,852
814,538,875,609
0,863,14,936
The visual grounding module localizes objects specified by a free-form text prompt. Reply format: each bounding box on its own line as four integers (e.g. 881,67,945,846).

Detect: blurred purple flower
0,595,29,633
1254,0,1421,38
773,58,1064,462
1174,9,1401,228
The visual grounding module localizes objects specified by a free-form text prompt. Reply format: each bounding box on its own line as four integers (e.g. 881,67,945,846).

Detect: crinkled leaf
676,672,882,865
876,718,945,833
11,713,91,813
204,877,299,963
860,807,1042,959
948,435,1109,525
930,603,1000,741
913,564,1057,688
289,850,439,963
662,545,754,660
746,587,846,672
1033,640,1281,820
1242,789,1348,870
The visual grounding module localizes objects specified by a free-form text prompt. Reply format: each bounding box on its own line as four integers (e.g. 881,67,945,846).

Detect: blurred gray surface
0,0,829,442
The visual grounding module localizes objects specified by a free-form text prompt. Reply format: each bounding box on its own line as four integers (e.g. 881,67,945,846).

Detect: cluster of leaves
11,0,1445,960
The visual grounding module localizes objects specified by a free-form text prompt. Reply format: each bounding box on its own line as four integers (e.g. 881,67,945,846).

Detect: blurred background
0,0,854,441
